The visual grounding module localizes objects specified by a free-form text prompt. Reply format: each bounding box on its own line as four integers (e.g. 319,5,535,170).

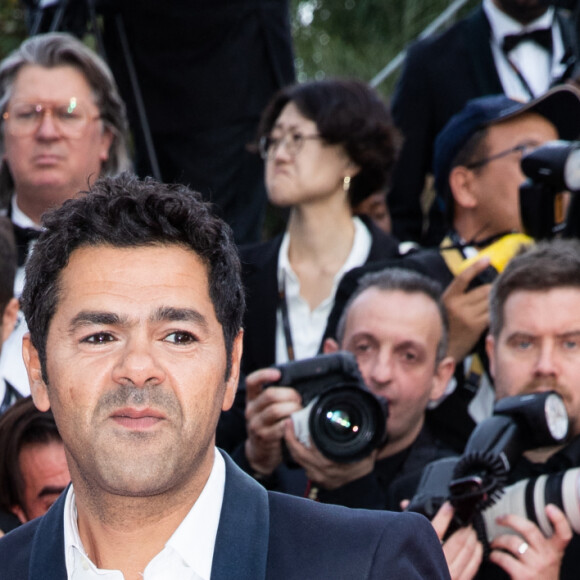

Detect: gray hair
336,267,449,365
0,32,131,204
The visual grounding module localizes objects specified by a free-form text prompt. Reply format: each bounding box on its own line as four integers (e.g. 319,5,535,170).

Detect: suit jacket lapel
29,488,67,580
463,8,504,95
211,452,269,580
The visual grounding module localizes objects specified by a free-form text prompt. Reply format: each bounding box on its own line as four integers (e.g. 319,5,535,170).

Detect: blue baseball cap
433,85,580,198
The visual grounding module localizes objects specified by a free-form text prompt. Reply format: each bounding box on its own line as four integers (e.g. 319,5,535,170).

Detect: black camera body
268,351,388,463
408,391,569,549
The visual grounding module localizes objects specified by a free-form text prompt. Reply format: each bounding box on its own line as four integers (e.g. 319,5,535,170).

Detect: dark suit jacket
239,218,400,376
0,452,450,580
389,6,578,245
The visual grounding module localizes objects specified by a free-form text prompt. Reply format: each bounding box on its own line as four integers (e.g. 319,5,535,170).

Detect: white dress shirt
275,216,372,364
484,0,565,100
63,448,226,580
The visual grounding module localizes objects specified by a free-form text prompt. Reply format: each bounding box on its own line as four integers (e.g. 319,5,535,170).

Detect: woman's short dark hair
257,78,400,207
20,173,245,381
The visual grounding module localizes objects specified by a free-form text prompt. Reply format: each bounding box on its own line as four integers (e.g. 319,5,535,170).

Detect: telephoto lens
481,467,580,542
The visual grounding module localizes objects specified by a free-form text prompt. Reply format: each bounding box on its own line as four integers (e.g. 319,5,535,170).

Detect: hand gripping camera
267,351,389,463
408,391,569,551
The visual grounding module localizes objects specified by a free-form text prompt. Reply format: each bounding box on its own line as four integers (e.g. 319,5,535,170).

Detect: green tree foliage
0,0,26,58
291,0,480,98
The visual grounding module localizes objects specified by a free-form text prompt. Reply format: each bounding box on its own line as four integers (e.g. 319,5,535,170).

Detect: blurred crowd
2,1,580,578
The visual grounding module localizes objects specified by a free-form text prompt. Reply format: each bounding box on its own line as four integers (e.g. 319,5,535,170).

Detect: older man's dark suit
0,453,450,580
389,6,578,245
239,218,400,376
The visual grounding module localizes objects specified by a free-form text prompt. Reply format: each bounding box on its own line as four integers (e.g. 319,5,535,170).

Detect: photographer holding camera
474,238,580,579
236,268,457,507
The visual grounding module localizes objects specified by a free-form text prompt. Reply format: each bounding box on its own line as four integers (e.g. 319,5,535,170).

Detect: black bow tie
502,28,553,53
12,223,41,267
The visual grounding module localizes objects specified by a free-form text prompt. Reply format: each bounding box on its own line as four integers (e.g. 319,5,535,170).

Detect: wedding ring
517,541,529,555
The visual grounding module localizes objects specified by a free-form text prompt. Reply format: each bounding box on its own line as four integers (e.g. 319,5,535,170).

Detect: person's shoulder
268,489,431,536
266,492,449,579
238,234,283,262
407,6,483,56
0,517,38,577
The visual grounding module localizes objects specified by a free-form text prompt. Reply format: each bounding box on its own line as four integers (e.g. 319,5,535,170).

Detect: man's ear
222,329,244,412
322,338,340,354
430,356,456,402
1,297,19,344
486,334,496,381
9,505,27,525
448,166,478,211
22,333,50,412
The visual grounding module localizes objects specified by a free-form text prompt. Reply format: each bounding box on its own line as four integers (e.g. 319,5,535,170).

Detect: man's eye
164,332,196,345
563,340,578,350
82,332,115,344
353,343,370,354
289,132,304,144
14,108,37,120
402,351,417,362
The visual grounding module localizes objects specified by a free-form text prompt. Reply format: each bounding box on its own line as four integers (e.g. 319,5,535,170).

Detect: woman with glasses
239,78,401,376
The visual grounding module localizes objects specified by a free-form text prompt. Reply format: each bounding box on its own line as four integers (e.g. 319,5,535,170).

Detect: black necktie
12,223,41,267
502,28,553,53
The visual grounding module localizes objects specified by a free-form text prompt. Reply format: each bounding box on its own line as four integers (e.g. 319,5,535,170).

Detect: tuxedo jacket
239,218,400,376
0,452,450,580
389,6,579,245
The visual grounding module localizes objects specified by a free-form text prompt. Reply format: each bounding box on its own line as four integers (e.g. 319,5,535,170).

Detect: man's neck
491,0,550,25
71,456,214,579
377,418,424,460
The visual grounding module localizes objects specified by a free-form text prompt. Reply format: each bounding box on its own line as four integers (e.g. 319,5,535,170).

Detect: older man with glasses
0,32,131,404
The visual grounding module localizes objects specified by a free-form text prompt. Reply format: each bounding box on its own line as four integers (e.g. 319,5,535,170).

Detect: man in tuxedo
0,32,130,395
0,173,449,580
389,0,579,245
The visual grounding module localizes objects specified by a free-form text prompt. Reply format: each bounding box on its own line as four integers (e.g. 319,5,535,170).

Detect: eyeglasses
465,142,539,169
2,98,101,138
259,131,322,160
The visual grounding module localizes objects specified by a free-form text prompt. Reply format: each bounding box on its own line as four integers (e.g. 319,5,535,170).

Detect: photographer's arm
488,504,572,580
442,258,491,363
243,368,303,477
284,420,380,506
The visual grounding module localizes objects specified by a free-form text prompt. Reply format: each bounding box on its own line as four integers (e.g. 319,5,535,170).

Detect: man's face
24,245,242,499
493,0,549,24
3,64,113,220
12,440,69,523
340,288,453,451
487,288,580,437
466,113,558,239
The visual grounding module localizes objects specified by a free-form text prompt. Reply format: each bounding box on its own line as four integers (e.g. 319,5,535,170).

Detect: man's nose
112,337,166,387
534,342,558,377
366,350,393,389
35,110,61,140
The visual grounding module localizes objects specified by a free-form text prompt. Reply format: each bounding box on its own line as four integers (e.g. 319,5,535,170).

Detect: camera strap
278,272,296,361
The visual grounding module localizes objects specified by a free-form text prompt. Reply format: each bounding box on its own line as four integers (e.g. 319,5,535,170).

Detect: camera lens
309,386,387,463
